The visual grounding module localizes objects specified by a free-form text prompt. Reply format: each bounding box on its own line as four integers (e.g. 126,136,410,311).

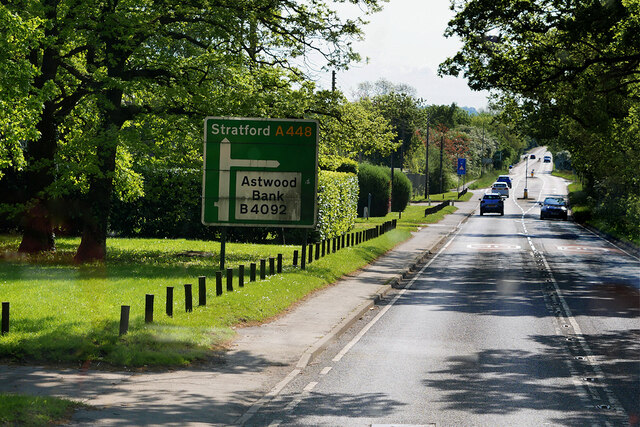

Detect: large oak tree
1,0,384,261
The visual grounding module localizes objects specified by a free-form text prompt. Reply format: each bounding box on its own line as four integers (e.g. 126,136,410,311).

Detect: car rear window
484,195,501,200
493,183,507,187
544,197,565,206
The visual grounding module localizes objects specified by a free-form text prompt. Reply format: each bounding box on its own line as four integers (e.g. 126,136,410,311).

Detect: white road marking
320,366,332,375
557,246,614,253
235,368,301,424
283,382,317,412
467,243,522,250
513,171,627,422
332,224,463,363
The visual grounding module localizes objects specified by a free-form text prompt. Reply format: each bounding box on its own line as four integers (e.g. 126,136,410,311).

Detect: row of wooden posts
424,200,452,216
118,219,397,336
0,221,396,337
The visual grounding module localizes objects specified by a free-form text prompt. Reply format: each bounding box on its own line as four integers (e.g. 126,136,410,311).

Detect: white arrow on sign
214,138,280,221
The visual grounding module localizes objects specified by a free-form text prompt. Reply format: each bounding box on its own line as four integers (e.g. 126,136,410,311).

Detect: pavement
0,191,482,426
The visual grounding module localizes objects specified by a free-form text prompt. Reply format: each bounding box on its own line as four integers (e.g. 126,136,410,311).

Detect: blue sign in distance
457,158,467,175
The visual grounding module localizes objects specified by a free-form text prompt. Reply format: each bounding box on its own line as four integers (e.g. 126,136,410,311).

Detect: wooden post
226,268,233,291
239,265,245,287
198,276,206,306
216,271,223,296
277,254,282,273
145,294,154,323
269,257,275,275
166,287,174,317
1,302,9,335
301,244,306,270
260,259,266,279
250,263,257,281
119,305,130,336
184,284,193,312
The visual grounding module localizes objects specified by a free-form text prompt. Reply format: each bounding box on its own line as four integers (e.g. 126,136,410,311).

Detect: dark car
530,154,536,159
480,193,504,216
540,197,568,220
496,174,512,188
543,155,551,163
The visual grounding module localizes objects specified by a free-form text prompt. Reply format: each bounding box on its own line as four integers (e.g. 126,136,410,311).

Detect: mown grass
468,169,508,190
0,226,413,368
0,393,86,426
356,204,459,233
411,189,474,203
0,201,464,370
551,169,576,181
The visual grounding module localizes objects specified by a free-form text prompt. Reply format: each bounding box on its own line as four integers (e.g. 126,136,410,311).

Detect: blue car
496,174,512,188
540,197,568,220
480,193,504,216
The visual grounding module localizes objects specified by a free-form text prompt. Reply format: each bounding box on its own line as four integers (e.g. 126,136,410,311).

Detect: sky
312,0,491,110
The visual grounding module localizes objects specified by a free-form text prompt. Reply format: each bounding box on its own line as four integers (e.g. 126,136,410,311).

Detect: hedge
110,167,358,243
357,163,391,217
391,171,412,212
356,164,412,216
315,170,359,240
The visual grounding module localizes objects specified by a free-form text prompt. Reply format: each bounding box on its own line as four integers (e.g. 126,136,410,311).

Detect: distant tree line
440,0,640,240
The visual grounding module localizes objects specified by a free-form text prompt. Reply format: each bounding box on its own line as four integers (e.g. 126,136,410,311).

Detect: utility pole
390,150,394,211
424,122,430,200
524,155,529,199
481,122,485,177
439,135,444,195
331,70,336,92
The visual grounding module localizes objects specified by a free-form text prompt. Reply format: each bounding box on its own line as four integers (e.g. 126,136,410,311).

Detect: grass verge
553,171,639,247
0,228,412,367
357,204,459,233
411,189,473,203
0,202,462,369
468,169,508,190
0,393,86,426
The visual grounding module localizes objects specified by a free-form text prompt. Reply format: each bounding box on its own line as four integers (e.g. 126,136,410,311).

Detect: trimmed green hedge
316,170,358,239
110,167,358,243
357,163,391,217
357,164,412,216
392,171,412,212
319,155,358,174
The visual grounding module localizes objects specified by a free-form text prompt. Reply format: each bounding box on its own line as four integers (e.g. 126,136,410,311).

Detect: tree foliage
441,0,639,202
0,0,386,260
441,0,639,239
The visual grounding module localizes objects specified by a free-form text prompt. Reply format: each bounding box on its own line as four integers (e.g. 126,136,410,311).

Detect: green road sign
202,117,318,228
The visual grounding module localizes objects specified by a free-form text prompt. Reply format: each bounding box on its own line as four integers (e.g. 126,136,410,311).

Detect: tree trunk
74,86,123,263
18,199,56,253
74,127,118,263
18,56,59,254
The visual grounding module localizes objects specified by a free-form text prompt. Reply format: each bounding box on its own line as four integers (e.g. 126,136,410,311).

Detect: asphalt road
247,150,640,426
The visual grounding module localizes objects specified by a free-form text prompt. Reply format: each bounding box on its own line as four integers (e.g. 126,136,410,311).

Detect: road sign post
202,117,319,266
457,158,466,195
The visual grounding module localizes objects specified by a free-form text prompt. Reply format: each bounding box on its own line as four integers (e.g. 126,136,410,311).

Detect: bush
109,167,271,242
109,167,209,239
391,170,412,212
318,155,358,174
357,163,391,217
315,170,358,239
